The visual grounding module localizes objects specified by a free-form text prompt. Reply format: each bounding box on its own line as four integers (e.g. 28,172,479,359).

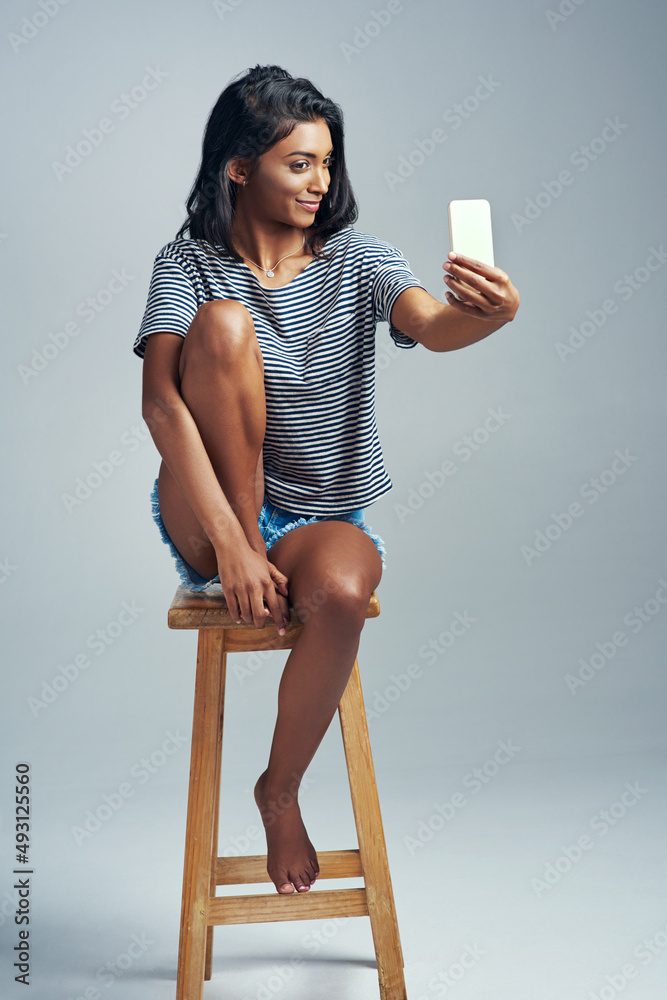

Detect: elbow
419,333,452,353
424,339,451,353
412,303,452,352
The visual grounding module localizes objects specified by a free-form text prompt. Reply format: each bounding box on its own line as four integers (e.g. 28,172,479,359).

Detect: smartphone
447,199,495,266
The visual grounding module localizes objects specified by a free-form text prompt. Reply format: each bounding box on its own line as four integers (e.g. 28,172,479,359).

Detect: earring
242,180,246,187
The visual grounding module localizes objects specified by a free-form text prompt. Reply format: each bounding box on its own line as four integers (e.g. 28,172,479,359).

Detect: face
234,118,334,228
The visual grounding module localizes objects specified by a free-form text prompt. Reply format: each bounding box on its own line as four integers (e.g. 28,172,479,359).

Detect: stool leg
204,645,226,982
176,629,227,1000
338,660,407,1000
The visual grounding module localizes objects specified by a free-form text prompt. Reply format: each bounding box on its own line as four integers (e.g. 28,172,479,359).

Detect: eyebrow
283,148,334,158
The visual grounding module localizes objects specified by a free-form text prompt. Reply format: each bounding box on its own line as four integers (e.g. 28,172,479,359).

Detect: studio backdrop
1,1,665,998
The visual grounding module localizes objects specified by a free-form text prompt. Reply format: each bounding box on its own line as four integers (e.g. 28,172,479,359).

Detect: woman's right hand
216,540,291,634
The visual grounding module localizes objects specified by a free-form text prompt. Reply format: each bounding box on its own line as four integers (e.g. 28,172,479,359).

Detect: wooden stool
168,583,406,1000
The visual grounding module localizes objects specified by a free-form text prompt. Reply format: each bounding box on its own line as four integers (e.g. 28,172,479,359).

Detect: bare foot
254,770,319,894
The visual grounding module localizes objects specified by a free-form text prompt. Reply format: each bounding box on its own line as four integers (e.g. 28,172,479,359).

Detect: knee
296,571,373,630
184,299,258,366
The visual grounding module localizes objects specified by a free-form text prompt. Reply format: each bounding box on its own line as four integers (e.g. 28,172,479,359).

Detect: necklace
241,235,305,278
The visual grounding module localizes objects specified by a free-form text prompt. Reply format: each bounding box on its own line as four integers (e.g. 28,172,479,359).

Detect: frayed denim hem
356,523,387,568
150,478,387,592
150,478,220,592
267,512,387,569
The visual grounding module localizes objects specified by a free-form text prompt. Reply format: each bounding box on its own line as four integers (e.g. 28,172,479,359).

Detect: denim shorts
149,477,386,592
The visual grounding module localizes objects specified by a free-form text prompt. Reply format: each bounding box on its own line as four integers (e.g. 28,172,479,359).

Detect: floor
3,748,665,1000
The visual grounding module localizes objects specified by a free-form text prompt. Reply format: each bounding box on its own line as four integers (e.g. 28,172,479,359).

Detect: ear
227,157,251,186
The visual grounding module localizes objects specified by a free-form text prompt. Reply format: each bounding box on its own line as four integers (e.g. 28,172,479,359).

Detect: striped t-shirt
133,225,425,515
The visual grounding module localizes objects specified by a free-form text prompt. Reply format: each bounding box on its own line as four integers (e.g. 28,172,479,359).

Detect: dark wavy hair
175,64,358,262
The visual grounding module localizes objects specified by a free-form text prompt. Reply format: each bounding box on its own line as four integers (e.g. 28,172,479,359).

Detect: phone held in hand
448,198,495,267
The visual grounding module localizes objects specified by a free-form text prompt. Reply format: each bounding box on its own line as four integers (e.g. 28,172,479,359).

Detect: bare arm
390,252,520,352
141,331,289,632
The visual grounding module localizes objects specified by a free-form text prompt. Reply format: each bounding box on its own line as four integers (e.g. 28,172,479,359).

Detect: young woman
134,64,519,896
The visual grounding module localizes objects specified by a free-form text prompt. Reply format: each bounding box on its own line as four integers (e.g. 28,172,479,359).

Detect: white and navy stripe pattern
134,226,425,515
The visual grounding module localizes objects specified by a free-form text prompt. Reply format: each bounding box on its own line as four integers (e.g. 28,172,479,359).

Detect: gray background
1,0,666,997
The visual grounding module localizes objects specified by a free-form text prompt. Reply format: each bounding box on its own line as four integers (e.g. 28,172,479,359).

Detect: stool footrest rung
208,887,369,925
215,849,363,885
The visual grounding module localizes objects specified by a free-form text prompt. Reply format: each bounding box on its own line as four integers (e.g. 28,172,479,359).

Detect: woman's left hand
443,252,520,323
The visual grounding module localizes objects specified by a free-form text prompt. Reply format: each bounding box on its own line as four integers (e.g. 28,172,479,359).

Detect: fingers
223,582,290,635
266,561,291,631
218,548,292,633
444,280,497,315
444,290,489,315
267,562,289,596
251,587,273,631
265,592,289,636
234,586,265,630
443,253,519,320
267,563,290,608
225,594,242,624
221,581,266,630
446,251,508,281
443,262,506,307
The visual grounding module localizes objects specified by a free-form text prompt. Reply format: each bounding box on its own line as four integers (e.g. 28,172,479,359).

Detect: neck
231,214,306,270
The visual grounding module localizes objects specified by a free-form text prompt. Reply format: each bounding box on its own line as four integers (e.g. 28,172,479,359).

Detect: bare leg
154,302,384,893
157,300,267,578
253,520,383,893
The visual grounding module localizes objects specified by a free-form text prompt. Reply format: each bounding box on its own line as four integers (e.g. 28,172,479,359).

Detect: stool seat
169,584,406,1000
168,582,380,633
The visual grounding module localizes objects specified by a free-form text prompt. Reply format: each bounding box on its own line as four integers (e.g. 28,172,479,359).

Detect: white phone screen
448,199,494,266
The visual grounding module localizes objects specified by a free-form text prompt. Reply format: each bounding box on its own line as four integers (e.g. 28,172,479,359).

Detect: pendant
266,269,275,277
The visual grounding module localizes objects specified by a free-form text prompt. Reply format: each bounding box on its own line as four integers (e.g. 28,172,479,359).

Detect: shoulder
325,227,406,269
153,236,225,266
334,227,397,253
147,239,239,289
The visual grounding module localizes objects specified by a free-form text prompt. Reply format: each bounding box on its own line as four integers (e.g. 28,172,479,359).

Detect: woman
134,64,519,896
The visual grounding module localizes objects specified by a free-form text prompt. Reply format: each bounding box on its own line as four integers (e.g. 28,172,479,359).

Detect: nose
308,164,329,194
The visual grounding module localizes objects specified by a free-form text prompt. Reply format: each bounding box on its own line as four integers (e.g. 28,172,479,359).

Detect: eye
291,157,335,170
